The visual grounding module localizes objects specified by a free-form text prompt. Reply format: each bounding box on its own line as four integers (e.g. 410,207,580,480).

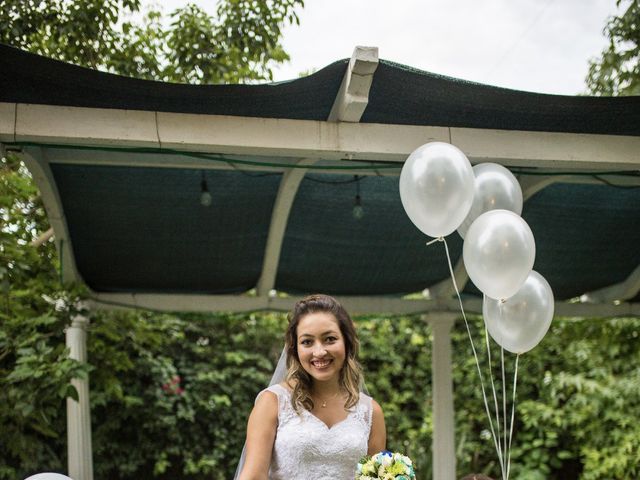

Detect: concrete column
66,312,93,480
427,313,457,480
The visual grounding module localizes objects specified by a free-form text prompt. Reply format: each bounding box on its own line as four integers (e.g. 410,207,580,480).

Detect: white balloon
24,474,72,480
457,163,523,238
483,271,555,354
399,142,474,238
463,209,535,300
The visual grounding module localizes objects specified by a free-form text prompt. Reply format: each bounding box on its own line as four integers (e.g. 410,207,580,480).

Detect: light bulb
352,195,364,220
200,191,212,207
200,172,212,207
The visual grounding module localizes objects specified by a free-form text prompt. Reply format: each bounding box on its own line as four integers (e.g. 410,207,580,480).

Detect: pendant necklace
318,391,339,408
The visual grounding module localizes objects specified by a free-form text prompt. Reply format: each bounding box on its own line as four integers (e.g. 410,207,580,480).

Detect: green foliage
86,309,285,479
0,0,304,83
586,0,640,96
1,153,90,478
450,316,640,480
358,315,433,473
3,152,640,479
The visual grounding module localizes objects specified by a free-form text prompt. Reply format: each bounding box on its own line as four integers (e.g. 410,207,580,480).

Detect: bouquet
356,450,416,480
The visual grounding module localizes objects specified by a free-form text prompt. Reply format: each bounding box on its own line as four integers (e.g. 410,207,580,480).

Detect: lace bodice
262,384,373,480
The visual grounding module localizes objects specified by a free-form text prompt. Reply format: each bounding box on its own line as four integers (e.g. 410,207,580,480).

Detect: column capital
70,301,90,330
422,312,458,331
70,315,90,330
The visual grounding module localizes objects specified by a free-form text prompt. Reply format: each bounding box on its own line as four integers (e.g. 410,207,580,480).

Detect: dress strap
358,392,374,435
258,384,296,425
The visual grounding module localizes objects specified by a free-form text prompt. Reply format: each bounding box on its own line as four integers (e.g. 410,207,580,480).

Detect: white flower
382,454,393,467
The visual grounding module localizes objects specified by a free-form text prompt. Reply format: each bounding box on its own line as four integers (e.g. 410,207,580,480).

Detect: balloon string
506,354,520,480
501,346,507,480
438,237,505,477
485,326,504,471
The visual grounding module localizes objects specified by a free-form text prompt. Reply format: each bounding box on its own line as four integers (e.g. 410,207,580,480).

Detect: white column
427,313,457,480
66,312,93,480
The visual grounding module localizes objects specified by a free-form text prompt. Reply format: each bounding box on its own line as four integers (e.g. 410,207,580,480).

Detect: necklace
316,391,340,408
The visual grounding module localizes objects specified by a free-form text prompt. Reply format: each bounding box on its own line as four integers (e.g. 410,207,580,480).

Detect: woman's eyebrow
299,330,338,338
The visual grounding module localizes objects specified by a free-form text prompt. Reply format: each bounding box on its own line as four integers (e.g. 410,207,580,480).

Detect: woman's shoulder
358,393,383,417
259,382,294,401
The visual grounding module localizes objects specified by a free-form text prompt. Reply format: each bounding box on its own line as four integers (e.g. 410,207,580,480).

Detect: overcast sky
161,0,620,95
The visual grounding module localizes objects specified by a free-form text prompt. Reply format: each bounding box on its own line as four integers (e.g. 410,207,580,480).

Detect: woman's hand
237,391,278,480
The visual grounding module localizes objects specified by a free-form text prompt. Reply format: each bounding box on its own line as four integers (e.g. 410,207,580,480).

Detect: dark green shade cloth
3,44,639,300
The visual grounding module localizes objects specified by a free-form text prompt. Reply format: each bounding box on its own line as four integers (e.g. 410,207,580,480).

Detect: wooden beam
581,264,640,303
3,102,639,169
20,147,83,283
28,146,640,186
88,292,640,318
0,102,15,142
328,46,378,122
37,145,399,176
256,158,316,296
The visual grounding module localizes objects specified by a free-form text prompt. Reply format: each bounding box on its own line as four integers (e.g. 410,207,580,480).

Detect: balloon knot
426,236,445,246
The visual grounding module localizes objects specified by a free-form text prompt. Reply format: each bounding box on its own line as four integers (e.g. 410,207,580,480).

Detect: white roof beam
88,292,640,318
328,46,378,122
255,158,316,296
0,102,16,142
27,147,640,186
581,264,640,303
256,47,378,296
3,102,639,169
20,147,83,283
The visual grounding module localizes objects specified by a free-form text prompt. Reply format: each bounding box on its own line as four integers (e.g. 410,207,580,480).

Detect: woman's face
296,311,346,383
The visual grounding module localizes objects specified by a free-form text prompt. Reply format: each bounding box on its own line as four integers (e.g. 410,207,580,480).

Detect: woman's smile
296,311,346,381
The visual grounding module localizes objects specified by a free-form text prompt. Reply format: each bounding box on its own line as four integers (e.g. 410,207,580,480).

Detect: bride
237,294,386,480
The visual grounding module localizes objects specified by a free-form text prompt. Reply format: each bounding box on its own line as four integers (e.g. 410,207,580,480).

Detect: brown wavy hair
284,294,363,414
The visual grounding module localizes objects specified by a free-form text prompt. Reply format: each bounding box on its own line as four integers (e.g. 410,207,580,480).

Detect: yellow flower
362,461,376,476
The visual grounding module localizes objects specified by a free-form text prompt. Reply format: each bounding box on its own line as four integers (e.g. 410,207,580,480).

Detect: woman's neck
311,378,342,396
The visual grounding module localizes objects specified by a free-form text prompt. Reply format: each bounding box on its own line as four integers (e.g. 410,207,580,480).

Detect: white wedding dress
262,384,373,480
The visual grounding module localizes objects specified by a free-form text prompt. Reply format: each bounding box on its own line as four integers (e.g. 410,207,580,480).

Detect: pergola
2,43,639,480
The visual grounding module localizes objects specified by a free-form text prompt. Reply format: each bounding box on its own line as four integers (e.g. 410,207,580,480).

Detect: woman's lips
311,359,332,369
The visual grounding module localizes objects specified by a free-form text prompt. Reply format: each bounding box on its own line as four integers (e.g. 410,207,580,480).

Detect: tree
0,0,304,84
586,0,639,96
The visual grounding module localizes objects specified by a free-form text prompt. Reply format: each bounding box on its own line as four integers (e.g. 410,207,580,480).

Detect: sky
160,0,621,95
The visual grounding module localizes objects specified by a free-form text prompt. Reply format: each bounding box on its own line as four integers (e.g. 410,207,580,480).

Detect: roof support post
426,313,457,480
328,46,378,122
582,263,640,303
257,46,379,295
20,147,82,283
66,305,93,480
256,158,316,296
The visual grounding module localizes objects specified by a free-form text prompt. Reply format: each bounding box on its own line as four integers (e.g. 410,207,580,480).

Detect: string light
352,175,364,220
200,171,212,207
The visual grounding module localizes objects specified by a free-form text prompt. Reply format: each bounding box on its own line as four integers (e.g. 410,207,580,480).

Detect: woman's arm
237,391,278,480
368,399,386,455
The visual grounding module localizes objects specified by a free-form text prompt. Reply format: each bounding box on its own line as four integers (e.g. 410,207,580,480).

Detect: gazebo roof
1,43,639,315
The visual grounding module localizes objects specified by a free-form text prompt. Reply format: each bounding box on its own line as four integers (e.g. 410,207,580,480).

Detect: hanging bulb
200,172,212,207
352,175,364,220
352,194,364,220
